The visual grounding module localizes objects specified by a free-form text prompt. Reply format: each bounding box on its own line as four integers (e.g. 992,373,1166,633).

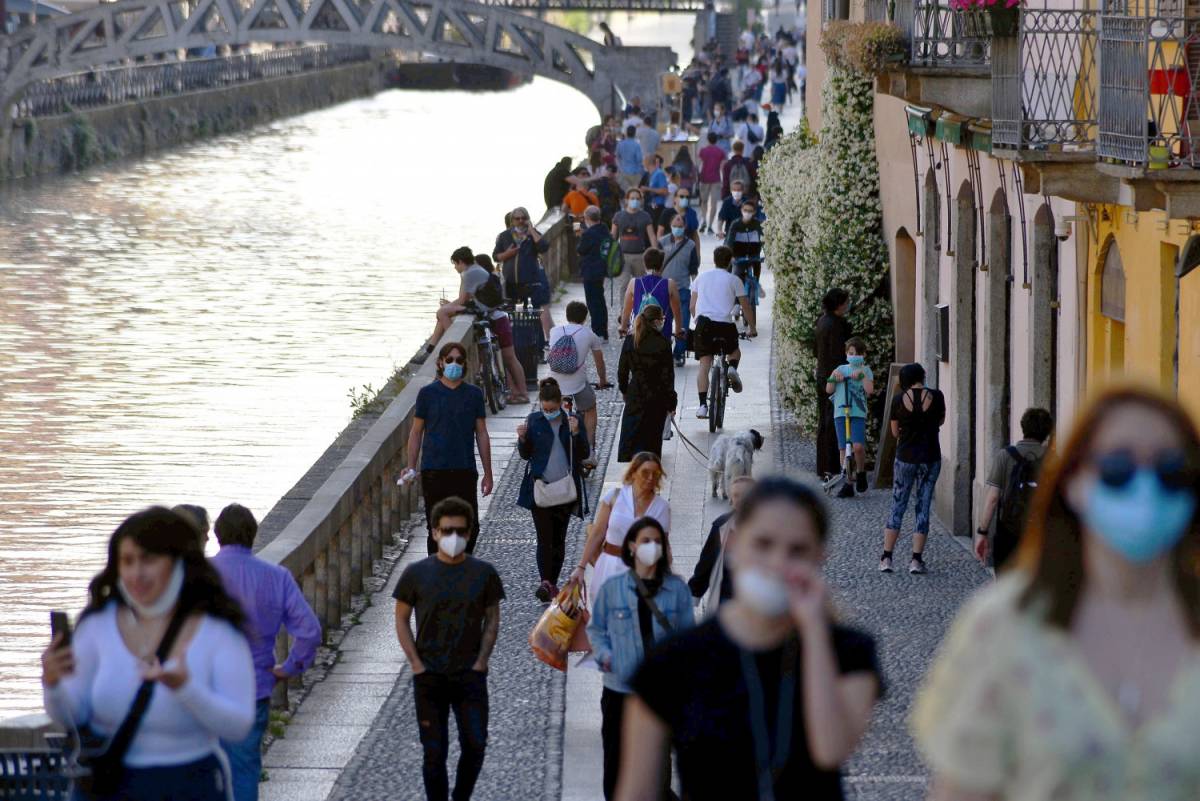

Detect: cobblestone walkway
326,327,629,801
769,336,991,800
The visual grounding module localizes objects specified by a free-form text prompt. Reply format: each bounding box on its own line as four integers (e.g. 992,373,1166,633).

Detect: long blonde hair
633,304,665,349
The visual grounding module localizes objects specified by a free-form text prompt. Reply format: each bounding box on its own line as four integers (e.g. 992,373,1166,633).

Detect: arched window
1101,239,1126,322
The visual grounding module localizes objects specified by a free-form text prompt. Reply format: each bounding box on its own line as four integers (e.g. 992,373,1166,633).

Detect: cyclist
417,246,528,402
690,245,753,420
724,198,764,337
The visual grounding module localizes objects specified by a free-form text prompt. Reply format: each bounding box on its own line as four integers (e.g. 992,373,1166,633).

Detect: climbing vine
760,57,894,436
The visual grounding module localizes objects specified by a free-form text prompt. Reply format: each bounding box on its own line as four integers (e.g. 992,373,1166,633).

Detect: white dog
709,429,765,499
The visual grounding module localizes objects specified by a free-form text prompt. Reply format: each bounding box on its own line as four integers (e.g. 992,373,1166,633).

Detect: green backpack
600,235,624,278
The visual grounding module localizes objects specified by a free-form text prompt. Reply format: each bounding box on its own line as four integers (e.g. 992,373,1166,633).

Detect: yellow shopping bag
529,580,590,671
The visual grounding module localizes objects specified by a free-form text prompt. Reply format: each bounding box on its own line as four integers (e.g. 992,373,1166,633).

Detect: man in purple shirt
212,503,322,801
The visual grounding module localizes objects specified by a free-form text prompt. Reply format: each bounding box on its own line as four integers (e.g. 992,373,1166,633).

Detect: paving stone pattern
326,332,628,801
768,333,991,800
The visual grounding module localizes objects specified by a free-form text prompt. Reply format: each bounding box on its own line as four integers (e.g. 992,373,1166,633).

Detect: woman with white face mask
41,507,255,801
913,386,1200,801
587,517,693,801
614,477,883,801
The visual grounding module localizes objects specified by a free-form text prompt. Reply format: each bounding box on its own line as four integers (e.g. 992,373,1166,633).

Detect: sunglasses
1092,448,1195,492
513,217,529,223
442,356,465,365
438,526,470,536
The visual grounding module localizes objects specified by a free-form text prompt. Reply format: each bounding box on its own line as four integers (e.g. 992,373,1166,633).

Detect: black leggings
531,503,573,585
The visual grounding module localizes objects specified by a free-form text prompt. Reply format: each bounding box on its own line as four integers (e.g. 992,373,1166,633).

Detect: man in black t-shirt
394,496,505,801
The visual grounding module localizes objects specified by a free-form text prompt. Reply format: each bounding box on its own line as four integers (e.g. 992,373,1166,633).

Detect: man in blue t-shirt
644,154,670,228
405,341,493,553
616,126,644,191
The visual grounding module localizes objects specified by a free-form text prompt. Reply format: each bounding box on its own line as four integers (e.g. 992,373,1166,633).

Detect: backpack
997,446,1043,544
636,276,665,315
474,272,504,309
729,159,752,192
600,235,624,277
548,326,582,374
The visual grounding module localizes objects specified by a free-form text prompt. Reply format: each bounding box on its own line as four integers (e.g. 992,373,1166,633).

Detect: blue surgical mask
1080,470,1196,563
679,197,690,208
847,355,865,366
443,362,465,381
671,226,685,238
628,199,641,210
543,409,562,421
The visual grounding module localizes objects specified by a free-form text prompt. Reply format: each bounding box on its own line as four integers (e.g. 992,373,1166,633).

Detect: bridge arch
0,0,668,113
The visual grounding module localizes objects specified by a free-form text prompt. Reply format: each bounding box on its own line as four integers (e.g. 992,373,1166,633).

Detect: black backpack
996,446,1042,544
474,272,504,309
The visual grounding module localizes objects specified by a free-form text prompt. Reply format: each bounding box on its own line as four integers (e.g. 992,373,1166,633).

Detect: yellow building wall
1087,205,1185,399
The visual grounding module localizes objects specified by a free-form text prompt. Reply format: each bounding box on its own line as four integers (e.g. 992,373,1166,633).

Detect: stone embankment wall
1,58,388,181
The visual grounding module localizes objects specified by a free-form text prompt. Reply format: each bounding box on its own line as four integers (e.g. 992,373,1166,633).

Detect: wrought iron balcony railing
992,2,1099,152
905,0,995,69
1098,0,1200,168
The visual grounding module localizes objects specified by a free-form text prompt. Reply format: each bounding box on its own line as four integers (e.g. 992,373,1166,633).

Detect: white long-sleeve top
44,602,255,768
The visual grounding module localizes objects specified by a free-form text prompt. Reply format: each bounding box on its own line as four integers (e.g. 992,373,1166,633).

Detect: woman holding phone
41,507,255,800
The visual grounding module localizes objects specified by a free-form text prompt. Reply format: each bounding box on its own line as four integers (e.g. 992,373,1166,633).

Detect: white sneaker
727,367,743,393
697,403,709,419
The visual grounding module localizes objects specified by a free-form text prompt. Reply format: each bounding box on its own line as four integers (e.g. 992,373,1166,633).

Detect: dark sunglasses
1092,448,1195,492
438,526,470,536
442,355,465,365
513,216,529,222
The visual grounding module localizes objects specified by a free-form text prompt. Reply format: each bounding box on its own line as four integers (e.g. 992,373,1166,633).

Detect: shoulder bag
533,420,578,507
73,606,189,798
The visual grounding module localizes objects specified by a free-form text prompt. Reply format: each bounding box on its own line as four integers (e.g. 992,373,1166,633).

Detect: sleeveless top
632,275,673,338
891,387,945,464
590,485,672,597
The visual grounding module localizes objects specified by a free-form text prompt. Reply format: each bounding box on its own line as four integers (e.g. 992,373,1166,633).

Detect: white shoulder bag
534,420,578,507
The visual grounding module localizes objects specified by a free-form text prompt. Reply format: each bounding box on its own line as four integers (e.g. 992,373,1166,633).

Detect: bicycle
733,255,763,339
471,304,512,415
707,343,733,433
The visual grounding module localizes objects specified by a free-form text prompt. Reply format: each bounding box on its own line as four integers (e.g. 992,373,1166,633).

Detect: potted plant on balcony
950,0,1020,37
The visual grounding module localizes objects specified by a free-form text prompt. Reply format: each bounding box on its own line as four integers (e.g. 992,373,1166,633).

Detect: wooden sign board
872,363,903,489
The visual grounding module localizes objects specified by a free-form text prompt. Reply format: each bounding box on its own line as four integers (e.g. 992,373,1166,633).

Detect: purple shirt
212,545,322,700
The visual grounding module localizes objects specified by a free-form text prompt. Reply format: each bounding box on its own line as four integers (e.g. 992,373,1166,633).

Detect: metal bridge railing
992,2,1098,152
1097,0,1200,168
12,45,374,120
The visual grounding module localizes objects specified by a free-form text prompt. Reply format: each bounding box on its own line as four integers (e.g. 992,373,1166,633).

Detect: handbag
533,420,578,507
73,606,189,798
530,580,589,671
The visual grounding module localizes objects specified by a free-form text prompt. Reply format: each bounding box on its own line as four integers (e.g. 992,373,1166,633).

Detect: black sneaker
856,472,868,493
836,482,855,499
534,580,553,602
412,344,433,365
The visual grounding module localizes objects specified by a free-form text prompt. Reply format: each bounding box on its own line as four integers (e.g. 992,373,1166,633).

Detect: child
825,337,874,498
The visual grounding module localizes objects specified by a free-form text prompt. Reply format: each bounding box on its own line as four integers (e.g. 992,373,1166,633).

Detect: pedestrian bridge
0,0,675,114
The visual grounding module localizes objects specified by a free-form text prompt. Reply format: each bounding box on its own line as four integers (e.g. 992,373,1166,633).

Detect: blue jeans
887,459,942,534
583,279,608,340
673,288,691,359
221,698,270,801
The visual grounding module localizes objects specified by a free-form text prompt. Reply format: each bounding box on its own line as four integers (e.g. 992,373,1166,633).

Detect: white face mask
635,541,662,567
438,534,468,558
742,212,754,222
733,569,790,617
118,559,185,619
732,192,743,203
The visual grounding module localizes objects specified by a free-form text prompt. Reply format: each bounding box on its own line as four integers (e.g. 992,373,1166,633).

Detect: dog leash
670,416,720,470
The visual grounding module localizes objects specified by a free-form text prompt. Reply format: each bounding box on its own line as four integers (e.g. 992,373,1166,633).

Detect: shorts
834,416,866,450
565,383,596,412
693,317,739,359
491,314,514,349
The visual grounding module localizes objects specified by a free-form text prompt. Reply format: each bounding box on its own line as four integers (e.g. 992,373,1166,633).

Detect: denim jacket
586,571,694,693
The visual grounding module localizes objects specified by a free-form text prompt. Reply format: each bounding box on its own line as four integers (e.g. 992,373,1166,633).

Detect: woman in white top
571,452,671,597
42,506,255,801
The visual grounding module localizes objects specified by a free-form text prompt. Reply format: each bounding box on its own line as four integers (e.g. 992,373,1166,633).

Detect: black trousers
815,399,841,478
413,671,489,801
422,469,480,554
531,503,573,585
601,688,675,801
583,279,609,340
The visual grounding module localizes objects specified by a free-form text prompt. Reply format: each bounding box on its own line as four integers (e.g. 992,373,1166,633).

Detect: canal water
0,15,692,717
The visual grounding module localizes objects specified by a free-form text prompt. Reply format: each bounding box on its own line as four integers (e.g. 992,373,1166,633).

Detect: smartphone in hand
50,611,72,647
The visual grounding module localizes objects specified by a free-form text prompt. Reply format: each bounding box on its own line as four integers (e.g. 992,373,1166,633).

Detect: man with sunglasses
394,496,504,801
492,206,553,340
407,342,494,554
975,407,1053,570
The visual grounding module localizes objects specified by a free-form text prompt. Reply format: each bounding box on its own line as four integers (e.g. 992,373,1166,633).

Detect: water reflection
0,80,598,715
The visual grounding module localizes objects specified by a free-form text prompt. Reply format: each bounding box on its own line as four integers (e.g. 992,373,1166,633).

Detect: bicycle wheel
714,365,727,431
490,342,508,411
708,361,722,433
480,344,501,415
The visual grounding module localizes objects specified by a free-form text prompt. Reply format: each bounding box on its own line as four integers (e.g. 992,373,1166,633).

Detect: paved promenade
260,119,991,801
